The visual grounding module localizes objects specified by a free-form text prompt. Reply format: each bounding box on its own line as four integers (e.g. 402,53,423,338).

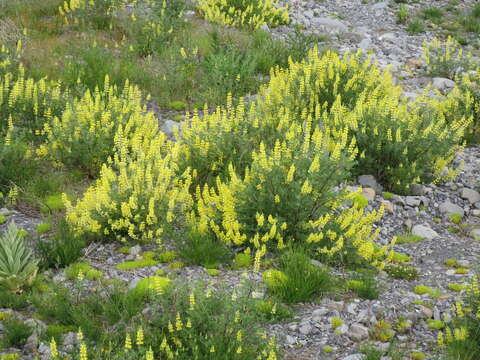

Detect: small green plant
448,283,465,292
168,261,185,269
205,268,220,276
420,7,444,24
168,101,186,111
407,20,425,34
2,318,32,347
382,192,395,199
157,251,177,263
115,258,159,271
396,5,409,24
372,320,395,342
445,258,459,267
414,285,433,295
347,271,380,299
36,222,52,234
132,276,172,297
410,351,426,360
449,213,463,224
330,316,344,329
263,248,333,303
233,251,252,269
0,222,38,292
427,319,444,330
37,220,85,269
456,268,469,275
254,300,291,321
392,251,411,263
176,227,231,268
384,264,418,280
40,194,64,213
396,234,423,244
0,215,5,224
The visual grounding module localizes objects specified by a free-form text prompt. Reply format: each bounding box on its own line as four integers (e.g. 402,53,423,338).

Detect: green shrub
37,219,85,269
65,131,192,243
197,0,289,29
264,249,334,303
175,227,231,268
132,276,172,297
423,36,476,80
348,270,380,299
157,251,178,263
396,5,408,24
37,78,158,177
0,222,38,292
2,318,32,347
36,222,52,234
406,20,425,34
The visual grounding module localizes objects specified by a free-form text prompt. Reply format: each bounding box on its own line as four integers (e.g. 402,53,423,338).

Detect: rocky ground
1,0,480,359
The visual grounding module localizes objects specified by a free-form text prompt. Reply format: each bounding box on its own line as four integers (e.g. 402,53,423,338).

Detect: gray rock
372,1,389,11
348,323,369,341
460,188,480,204
24,333,39,353
412,224,438,239
439,201,465,217
129,245,142,256
312,17,348,33
470,228,480,239
411,184,426,196
362,188,376,202
432,77,455,92
405,196,421,207
299,323,313,335
161,120,180,138
358,38,373,51
358,175,383,193
342,354,366,360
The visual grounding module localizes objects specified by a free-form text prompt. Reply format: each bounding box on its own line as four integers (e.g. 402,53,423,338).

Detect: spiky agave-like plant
0,222,38,292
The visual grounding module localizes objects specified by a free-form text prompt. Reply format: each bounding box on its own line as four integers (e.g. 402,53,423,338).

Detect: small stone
24,333,39,353
472,209,480,217
460,188,480,204
446,269,456,276
412,224,438,239
405,196,421,207
286,335,296,345
457,259,470,267
432,77,455,92
129,245,142,256
380,200,394,213
299,323,313,335
325,301,344,312
312,17,348,33
439,201,465,217
342,355,366,360
348,323,370,341
161,120,180,138
358,175,383,193
362,188,376,202
418,305,433,319
411,184,426,196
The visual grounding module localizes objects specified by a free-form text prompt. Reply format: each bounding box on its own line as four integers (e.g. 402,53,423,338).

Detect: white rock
412,224,438,239
432,77,455,91
312,17,348,33
439,201,464,217
348,323,369,341
460,188,480,204
342,354,366,360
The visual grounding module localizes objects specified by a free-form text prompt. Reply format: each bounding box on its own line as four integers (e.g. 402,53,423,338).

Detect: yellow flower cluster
37,76,157,176
197,0,289,29
59,0,121,26
0,64,64,137
64,129,192,243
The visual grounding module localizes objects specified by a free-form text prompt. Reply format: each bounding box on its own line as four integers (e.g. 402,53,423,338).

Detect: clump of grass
396,234,423,244
37,219,85,269
263,248,334,303
407,20,425,34
346,270,380,299
2,318,32,347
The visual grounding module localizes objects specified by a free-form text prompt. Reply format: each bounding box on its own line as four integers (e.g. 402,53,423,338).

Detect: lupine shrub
0,65,66,140
439,275,480,359
64,131,193,244
257,48,468,193
422,36,476,79
60,0,122,30
197,0,289,29
37,77,158,177
192,130,392,267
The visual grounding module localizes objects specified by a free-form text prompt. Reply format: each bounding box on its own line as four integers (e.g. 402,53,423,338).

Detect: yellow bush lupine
197,0,289,29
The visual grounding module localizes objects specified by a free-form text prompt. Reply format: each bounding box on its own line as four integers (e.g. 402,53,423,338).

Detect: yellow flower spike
124,333,132,350
50,338,59,357
79,342,88,360
136,327,144,346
